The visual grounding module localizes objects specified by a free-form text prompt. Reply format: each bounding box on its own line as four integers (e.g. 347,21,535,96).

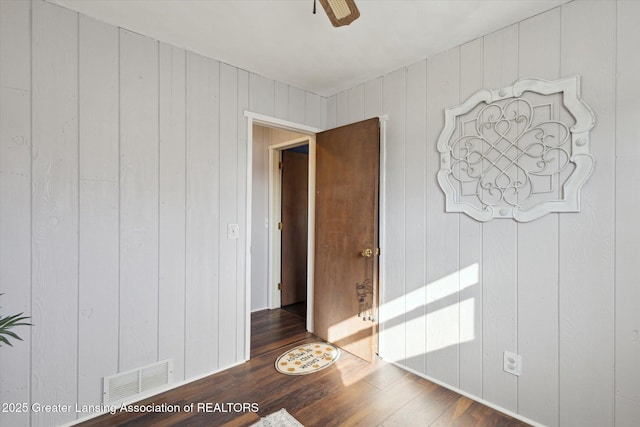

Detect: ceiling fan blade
319,0,360,27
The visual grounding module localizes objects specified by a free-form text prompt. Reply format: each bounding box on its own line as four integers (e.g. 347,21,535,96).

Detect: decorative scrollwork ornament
437,76,595,222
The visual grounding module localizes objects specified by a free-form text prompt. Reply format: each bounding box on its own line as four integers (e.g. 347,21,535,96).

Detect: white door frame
244,112,388,362
267,136,313,312
244,112,322,360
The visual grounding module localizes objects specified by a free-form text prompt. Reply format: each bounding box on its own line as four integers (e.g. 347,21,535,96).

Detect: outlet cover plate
503,351,522,376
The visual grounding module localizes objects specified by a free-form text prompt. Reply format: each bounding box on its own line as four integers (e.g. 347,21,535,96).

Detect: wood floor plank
295,380,380,427
341,374,437,426
78,309,530,427
250,309,312,358
378,380,458,426
429,395,526,427
361,360,411,390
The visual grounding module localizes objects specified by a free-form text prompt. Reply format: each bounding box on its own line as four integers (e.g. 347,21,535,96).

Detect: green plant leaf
0,305,32,347
2,330,22,340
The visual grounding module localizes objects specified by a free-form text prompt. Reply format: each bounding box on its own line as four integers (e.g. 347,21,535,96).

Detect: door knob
361,248,373,257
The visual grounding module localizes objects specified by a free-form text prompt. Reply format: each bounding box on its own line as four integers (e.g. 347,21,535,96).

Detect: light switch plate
227,224,239,239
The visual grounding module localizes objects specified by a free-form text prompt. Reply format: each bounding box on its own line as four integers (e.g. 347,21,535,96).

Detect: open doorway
264,132,315,330
248,118,319,359
248,119,319,352
280,146,309,319
245,112,385,363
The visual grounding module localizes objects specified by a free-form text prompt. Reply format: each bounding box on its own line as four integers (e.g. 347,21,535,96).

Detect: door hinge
278,222,283,230
278,282,282,291
278,161,283,170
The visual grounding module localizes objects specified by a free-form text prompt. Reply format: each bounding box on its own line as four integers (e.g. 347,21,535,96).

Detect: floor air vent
104,359,173,404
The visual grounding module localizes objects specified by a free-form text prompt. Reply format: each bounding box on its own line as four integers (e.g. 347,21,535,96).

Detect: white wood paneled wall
0,1,32,426
78,14,120,412
516,8,560,423
1,0,638,426
31,3,79,426
329,1,638,426
120,25,160,374
0,1,325,425
158,41,186,394
559,2,616,426
616,1,640,423
251,125,270,311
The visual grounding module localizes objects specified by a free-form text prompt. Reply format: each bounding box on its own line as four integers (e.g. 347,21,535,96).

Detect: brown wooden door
281,149,309,307
314,117,379,362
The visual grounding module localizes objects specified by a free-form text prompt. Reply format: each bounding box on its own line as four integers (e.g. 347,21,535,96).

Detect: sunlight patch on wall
331,263,479,386
379,263,479,362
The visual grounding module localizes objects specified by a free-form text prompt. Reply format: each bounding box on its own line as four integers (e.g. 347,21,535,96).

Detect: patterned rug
275,342,340,375
250,409,304,427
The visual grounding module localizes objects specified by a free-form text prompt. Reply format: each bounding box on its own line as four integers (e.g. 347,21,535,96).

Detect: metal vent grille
141,360,171,392
104,359,173,404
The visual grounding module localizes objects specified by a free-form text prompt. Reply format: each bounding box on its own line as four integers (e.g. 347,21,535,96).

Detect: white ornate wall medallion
436,76,595,222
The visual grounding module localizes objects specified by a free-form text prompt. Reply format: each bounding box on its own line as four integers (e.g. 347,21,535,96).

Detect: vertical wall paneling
403,60,427,374
250,124,269,311
616,1,640,424
348,84,365,123
380,68,406,363
271,128,306,143
185,52,220,377
517,9,561,426
3,2,636,426
249,73,275,117
119,29,159,372
0,1,31,425
237,69,250,360
0,3,329,422
31,1,79,424
288,85,306,124
559,2,616,426
364,77,383,121
0,0,30,90
425,50,460,386
305,92,323,129
274,81,288,120
457,37,484,398
320,97,328,130
78,15,119,408
336,91,349,127
481,24,519,412
158,43,187,381
326,95,337,130
219,63,239,367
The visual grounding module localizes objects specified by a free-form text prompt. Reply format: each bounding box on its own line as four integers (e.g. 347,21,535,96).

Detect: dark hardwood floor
79,309,530,427
250,306,311,358
281,301,307,320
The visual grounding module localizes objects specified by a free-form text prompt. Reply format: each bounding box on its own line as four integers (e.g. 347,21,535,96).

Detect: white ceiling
48,0,570,97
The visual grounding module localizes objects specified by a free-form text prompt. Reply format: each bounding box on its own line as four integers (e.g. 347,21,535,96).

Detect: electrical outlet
503,351,522,376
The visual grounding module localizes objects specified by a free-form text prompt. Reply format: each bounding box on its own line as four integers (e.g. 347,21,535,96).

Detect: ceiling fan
314,0,360,27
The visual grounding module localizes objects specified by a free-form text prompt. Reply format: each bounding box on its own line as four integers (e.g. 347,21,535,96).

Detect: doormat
250,408,304,427
275,342,339,375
